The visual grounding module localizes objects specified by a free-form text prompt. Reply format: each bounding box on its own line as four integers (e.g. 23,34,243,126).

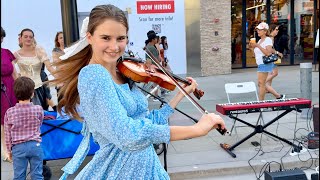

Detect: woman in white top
250,22,283,101
14,28,56,110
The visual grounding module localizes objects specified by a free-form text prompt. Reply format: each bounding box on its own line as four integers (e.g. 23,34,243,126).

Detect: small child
4,76,44,179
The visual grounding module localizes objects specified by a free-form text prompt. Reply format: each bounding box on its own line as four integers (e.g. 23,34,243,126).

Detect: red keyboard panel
216,98,311,115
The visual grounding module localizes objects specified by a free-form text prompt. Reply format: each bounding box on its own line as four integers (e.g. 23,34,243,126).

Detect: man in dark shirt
145,31,161,67
144,31,163,101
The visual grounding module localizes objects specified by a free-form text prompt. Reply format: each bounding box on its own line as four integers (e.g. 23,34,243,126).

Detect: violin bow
144,48,228,135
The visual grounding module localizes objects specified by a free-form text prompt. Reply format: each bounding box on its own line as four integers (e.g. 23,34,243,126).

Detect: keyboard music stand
220,108,303,158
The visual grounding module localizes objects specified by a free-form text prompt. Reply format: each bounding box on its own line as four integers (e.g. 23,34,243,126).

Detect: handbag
263,53,278,64
274,56,282,64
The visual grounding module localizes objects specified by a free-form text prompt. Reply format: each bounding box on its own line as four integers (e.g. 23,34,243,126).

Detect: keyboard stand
220,108,302,158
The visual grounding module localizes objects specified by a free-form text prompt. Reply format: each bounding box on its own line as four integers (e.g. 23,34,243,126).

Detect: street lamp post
60,0,79,47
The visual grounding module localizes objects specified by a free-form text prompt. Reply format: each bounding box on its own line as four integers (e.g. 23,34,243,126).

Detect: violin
117,57,204,100
143,48,229,135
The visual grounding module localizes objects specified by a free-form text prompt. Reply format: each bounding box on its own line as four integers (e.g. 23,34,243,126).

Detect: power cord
258,161,283,178
292,128,318,171
247,109,292,179
280,106,319,172
254,110,286,179
306,105,314,132
247,132,265,180
259,110,285,156
280,107,300,169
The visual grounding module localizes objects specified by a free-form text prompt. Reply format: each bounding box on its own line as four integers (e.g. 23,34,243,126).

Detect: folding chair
224,81,264,135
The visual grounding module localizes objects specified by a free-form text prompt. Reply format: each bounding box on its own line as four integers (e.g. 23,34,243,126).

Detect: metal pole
242,0,247,68
300,63,312,100
266,0,271,24
60,0,79,47
300,62,312,119
290,0,294,65
313,0,318,69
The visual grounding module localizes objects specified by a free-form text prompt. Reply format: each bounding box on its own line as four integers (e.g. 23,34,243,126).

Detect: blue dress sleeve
59,121,91,179
78,65,170,151
146,104,174,125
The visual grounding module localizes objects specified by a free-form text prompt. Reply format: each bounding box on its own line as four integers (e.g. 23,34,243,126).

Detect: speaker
307,132,319,149
313,105,319,133
264,169,307,180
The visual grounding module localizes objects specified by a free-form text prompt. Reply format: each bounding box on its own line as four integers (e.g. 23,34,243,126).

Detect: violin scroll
193,89,204,100
119,56,205,100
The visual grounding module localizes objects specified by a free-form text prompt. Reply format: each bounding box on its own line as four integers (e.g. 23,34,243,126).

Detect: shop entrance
231,0,317,68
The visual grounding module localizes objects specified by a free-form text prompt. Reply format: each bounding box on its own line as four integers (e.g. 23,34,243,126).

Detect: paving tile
170,136,218,153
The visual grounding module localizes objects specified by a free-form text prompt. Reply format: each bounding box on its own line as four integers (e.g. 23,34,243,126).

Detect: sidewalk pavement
1,65,319,180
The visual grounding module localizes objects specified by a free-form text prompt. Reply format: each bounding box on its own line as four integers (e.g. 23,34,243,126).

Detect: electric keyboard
216,98,311,115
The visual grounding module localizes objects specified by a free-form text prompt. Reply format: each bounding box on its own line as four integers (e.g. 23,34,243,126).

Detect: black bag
263,53,278,64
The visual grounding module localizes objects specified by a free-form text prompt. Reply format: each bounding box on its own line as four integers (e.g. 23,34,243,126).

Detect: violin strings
144,49,205,115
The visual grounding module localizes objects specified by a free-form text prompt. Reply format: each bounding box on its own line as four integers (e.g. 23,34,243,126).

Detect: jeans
12,141,43,180
257,63,274,73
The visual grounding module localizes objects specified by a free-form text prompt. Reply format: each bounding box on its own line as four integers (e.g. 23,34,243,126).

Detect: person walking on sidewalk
4,76,44,179
145,30,163,101
51,4,226,179
265,24,285,99
250,22,284,100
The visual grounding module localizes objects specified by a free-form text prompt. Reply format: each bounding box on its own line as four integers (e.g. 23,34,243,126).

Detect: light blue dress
60,64,174,180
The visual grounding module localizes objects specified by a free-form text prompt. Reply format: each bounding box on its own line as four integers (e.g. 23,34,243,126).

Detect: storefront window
270,0,314,64
231,0,316,68
246,0,268,67
293,0,314,63
271,0,290,65
231,0,243,68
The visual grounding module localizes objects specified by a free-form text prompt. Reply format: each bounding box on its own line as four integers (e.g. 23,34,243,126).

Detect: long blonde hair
51,4,129,120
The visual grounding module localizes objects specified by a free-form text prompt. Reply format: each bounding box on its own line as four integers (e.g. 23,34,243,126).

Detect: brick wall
200,0,231,76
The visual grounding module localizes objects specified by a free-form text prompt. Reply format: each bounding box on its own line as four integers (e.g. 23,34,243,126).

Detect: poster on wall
128,0,187,75
77,0,187,74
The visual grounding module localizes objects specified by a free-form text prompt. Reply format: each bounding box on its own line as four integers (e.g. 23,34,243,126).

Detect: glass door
231,0,243,68
270,0,290,65
293,0,315,64
246,0,268,67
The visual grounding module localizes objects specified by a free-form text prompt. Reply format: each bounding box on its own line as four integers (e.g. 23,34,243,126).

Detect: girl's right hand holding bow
169,113,226,141
194,113,226,136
